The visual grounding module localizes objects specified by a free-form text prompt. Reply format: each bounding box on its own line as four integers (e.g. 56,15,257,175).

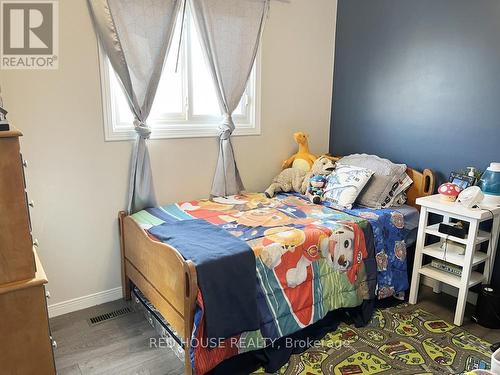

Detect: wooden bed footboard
118,211,197,375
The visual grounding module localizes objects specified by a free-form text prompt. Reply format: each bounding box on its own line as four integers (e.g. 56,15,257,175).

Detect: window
99,8,260,141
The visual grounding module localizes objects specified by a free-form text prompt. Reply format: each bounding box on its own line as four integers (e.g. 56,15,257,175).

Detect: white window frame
98,19,261,142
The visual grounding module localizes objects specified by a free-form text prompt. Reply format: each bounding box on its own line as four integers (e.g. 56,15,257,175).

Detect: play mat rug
253,303,492,375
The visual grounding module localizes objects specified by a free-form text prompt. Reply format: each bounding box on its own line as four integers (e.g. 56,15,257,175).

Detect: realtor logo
1,1,58,69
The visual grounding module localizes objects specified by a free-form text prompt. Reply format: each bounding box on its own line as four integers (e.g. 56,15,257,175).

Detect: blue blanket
344,205,418,297
148,219,259,340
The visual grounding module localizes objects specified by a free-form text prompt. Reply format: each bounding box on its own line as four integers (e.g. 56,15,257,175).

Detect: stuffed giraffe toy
281,132,317,171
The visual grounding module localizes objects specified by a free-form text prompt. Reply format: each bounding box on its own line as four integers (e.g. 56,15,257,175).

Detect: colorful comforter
132,193,376,374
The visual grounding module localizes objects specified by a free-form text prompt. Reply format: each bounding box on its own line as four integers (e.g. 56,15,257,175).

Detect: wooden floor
50,285,500,375
50,299,184,375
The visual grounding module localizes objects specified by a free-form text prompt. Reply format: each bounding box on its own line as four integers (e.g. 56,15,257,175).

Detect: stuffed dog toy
265,156,335,198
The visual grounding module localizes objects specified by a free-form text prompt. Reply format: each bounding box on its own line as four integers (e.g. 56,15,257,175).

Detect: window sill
103,123,261,142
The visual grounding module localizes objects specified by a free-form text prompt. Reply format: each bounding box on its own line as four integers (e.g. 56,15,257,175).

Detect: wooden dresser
0,127,56,374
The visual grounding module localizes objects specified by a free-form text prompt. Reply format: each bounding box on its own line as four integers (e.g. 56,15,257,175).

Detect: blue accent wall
330,0,500,182
330,0,500,286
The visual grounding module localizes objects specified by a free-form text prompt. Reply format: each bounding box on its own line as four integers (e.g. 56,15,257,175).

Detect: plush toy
306,175,327,204
281,132,317,171
265,156,335,198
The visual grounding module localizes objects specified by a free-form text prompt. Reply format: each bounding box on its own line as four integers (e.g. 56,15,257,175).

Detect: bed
118,165,435,375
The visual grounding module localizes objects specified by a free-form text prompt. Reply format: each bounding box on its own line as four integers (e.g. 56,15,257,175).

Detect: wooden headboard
323,155,436,210
405,167,435,208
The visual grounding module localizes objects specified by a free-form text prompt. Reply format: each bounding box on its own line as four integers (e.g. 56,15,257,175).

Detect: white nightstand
408,194,500,326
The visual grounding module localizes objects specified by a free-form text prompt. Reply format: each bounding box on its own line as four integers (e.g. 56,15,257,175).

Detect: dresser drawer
0,284,56,374
0,134,35,284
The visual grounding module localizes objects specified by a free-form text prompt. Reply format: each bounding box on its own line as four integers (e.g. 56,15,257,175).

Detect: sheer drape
189,0,269,197
88,0,182,212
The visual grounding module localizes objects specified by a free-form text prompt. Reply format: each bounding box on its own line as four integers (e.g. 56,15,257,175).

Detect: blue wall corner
331,0,500,285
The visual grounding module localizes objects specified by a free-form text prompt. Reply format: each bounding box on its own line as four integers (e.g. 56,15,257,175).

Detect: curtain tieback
218,114,235,140
133,119,152,139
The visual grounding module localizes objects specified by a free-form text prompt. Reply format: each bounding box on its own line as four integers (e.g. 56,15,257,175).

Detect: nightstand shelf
421,244,488,267
418,264,484,289
424,223,490,245
409,194,500,326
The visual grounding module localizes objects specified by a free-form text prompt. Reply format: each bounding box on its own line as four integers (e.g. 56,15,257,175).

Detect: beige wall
1,0,337,310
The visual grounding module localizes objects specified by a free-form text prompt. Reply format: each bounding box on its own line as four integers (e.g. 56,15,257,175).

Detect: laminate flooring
50,285,500,375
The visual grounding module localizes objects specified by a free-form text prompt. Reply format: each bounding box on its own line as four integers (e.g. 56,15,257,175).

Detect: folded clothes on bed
148,219,259,340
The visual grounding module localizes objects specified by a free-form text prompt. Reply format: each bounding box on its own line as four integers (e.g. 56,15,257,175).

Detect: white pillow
324,165,374,209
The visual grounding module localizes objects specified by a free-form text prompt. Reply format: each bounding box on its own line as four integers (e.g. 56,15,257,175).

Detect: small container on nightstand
408,194,500,326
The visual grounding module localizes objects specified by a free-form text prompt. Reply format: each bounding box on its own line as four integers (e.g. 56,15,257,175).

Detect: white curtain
88,0,182,213
189,0,269,197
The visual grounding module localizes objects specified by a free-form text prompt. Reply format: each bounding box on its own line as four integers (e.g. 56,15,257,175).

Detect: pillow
337,154,407,208
324,165,373,209
385,173,413,207
391,191,408,206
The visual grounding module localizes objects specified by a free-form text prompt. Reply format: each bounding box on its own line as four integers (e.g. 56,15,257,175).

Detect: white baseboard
421,275,478,305
48,287,123,318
